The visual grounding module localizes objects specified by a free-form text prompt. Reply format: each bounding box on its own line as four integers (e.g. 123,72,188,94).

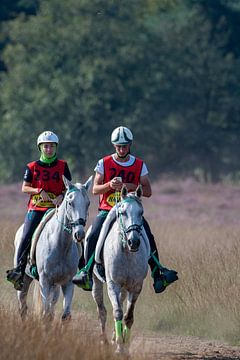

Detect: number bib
99,155,143,211
27,160,66,211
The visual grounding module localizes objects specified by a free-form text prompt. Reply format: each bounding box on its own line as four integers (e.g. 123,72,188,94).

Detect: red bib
99,155,143,211
27,160,66,211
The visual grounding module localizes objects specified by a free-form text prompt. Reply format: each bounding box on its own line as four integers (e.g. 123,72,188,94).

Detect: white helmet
37,131,59,147
111,126,133,145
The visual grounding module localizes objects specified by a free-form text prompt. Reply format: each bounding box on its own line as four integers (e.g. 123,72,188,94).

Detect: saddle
95,206,150,265
30,208,55,265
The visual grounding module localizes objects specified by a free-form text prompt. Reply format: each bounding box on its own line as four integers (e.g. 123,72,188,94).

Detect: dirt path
130,333,240,359
71,314,240,359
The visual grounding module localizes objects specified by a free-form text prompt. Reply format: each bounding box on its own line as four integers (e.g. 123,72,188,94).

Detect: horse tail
32,281,42,318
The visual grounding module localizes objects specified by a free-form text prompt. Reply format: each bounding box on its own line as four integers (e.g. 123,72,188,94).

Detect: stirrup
161,268,178,285
151,267,178,294
72,270,92,291
30,264,39,280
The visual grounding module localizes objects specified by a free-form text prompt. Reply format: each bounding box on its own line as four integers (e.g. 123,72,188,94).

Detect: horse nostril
74,230,85,242
128,237,140,251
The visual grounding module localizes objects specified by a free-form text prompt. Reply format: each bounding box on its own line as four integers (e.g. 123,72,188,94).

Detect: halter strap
56,187,87,233
116,198,143,247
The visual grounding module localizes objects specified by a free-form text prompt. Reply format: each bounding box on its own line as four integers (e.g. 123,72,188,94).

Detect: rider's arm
22,181,42,195
92,172,112,195
125,174,152,198
139,174,152,197
22,181,52,202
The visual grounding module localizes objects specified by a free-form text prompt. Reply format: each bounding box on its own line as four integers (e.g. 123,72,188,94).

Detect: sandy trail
131,333,240,359
71,313,240,359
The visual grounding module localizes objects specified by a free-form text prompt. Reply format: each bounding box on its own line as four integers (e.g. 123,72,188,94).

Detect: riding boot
72,251,95,291
6,261,26,291
149,250,178,293
78,253,85,270
6,243,30,291
72,214,106,290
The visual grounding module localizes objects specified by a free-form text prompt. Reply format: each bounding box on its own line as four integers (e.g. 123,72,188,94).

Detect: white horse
14,176,92,321
92,185,150,354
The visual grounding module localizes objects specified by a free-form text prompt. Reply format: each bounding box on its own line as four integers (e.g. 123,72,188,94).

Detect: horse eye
68,194,74,201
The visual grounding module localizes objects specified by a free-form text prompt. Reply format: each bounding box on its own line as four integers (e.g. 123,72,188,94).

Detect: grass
0,178,240,359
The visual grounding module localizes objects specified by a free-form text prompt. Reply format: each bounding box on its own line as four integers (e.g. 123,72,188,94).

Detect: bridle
116,197,143,248
56,187,87,234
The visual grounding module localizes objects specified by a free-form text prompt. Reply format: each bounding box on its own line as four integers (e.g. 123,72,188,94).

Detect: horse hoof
100,338,109,346
62,313,71,322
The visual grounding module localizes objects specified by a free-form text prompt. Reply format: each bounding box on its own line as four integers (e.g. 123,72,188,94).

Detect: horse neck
57,200,68,221
54,201,72,244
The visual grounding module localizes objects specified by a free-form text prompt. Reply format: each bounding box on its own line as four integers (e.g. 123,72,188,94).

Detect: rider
72,126,178,293
6,131,72,291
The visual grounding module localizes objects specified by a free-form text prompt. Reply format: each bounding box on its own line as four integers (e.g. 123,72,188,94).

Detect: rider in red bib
72,126,178,293
6,131,72,290
98,154,143,211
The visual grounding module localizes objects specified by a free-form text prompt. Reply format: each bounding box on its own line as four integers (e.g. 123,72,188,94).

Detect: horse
13,175,92,321
92,185,150,354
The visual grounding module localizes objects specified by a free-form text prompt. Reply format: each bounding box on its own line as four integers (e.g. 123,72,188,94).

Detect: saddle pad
30,209,56,264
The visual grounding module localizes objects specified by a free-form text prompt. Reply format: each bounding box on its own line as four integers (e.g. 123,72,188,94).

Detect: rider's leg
6,210,45,290
77,242,85,270
143,217,178,293
72,212,107,288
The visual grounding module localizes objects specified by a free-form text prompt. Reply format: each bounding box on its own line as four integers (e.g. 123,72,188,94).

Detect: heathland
1,178,240,359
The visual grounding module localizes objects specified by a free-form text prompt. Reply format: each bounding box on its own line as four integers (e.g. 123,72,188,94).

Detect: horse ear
62,175,73,190
136,184,143,198
84,175,93,192
121,185,128,198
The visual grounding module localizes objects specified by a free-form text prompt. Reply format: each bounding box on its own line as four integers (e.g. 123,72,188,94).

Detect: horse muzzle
127,237,140,252
73,227,85,242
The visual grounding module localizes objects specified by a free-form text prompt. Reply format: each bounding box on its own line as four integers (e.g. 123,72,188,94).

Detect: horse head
62,175,92,241
117,185,143,252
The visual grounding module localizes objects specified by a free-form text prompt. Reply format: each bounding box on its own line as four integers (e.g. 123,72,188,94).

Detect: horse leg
61,281,74,322
111,288,127,344
17,275,33,320
123,289,142,343
107,280,125,353
92,275,108,344
39,276,57,322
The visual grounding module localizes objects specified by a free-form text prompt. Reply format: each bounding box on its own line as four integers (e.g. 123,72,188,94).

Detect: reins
56,187,87,234
116,197,143,247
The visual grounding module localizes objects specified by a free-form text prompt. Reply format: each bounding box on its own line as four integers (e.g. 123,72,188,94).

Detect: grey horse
92,185,150,354
13,176,92,321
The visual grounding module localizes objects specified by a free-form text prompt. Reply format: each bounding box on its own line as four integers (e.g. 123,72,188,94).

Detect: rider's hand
52,194,64,207
110,177,123,191
40,189,52,202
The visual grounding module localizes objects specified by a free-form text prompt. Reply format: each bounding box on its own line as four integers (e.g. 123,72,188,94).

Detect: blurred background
1,0,240,184
1,1,240,356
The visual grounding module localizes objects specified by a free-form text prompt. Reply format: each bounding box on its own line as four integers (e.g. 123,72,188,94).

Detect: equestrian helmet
111,126,133,145
37,131,59,146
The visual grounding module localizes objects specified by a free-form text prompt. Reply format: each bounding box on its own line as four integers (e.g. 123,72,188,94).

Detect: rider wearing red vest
72,126,178,293
99,154,143,211
6,131,72,290
27,159,67,211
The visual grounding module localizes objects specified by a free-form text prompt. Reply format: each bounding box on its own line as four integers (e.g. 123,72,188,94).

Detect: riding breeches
142,217,160,271
84,213,107,267
17,210,46,267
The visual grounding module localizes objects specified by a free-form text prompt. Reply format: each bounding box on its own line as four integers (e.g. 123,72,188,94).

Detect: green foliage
0,0,240,183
